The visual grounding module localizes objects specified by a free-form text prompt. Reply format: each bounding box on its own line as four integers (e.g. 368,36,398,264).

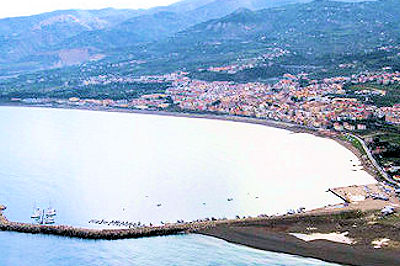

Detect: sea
0,106,375,265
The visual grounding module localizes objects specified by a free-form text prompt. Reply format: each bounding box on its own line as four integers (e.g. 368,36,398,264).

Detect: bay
0,106,374,265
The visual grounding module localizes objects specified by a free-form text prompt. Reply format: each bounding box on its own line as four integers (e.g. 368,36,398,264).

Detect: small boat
287,209,296,215
46,208,56,217
46,202,56,217
44,216,55,224
31,208,41,219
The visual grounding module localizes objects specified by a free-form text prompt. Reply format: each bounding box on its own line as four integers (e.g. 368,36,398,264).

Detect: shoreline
0,102,388,183
0,102,310,132
2,207,400,265
198,210,400,266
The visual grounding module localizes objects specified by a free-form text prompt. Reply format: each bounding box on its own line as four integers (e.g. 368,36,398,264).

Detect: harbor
0,106,394,265
2,201,400,266
1,182,399,240
326,183,400,213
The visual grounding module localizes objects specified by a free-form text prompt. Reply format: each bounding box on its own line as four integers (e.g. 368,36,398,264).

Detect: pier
329,183,400,205
0,205,220,239
327,188,350,203
0,216,203,240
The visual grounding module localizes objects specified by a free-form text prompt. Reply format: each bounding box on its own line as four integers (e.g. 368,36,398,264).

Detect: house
333,122,344,131
357,124,367,130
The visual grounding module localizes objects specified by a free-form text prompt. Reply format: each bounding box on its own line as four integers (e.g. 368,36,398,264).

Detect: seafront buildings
12,70,400,128
164,70,400,129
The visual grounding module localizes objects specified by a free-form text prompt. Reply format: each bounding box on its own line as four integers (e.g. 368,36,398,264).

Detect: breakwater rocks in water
0,222,192,240
0,207,219,239
0,204,365,240
0,205,7,224
0,215,206,240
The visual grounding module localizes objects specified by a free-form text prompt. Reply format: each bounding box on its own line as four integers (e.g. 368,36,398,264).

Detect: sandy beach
0,102,380,180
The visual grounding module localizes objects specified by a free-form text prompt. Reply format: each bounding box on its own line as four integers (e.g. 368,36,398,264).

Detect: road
349,133,399,187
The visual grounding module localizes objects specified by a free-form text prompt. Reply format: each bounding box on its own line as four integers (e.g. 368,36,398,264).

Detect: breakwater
0,205,222,239
0,211,203,240
0,204,364,240
0,205,7,224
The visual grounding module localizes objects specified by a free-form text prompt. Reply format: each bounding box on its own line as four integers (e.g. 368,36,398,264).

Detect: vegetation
345,83,400,107
340,134,366,156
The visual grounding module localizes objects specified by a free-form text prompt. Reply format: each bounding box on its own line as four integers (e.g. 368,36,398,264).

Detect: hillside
169,0,399,57
121,0,399,77
0,0,314,76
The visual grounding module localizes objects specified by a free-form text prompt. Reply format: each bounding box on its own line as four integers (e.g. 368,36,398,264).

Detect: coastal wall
0,205,7,224
0,211,201,239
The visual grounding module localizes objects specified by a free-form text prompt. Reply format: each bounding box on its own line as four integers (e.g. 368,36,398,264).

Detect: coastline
0,102,386,183
0,206,362,241
1,103,399,265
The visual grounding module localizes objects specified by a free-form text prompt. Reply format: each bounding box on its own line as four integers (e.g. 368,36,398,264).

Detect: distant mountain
0,0,386,76
176,0,312,23
151,0,218,13
59,0,314,51
0,0,317,75
0,9,141,67
165,0,400,58
91,0,397,79
60,11,192,50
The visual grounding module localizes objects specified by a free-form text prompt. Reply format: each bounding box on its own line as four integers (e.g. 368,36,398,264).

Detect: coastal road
348,133,399,187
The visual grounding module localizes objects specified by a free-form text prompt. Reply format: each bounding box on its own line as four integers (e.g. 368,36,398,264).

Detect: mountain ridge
0,0,388,75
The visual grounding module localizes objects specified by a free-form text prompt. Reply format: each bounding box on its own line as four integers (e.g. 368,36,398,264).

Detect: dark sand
199,212,400,266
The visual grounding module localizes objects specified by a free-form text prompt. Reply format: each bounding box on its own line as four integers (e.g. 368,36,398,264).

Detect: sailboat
45,201,56,217
44,216,55,224
31,207,41,219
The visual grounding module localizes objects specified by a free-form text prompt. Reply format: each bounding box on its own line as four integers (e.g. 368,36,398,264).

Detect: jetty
2,183,397,241
0,205,7,224
327,188,350,203
0,205,220,239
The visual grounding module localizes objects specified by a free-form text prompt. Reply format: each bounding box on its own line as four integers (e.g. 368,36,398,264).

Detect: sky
1,0,181,19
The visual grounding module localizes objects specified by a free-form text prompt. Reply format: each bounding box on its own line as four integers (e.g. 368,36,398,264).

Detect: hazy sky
1,0,181,19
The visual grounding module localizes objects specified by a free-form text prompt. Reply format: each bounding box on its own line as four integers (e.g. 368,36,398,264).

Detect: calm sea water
0,106,373,265
0,232,339,266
